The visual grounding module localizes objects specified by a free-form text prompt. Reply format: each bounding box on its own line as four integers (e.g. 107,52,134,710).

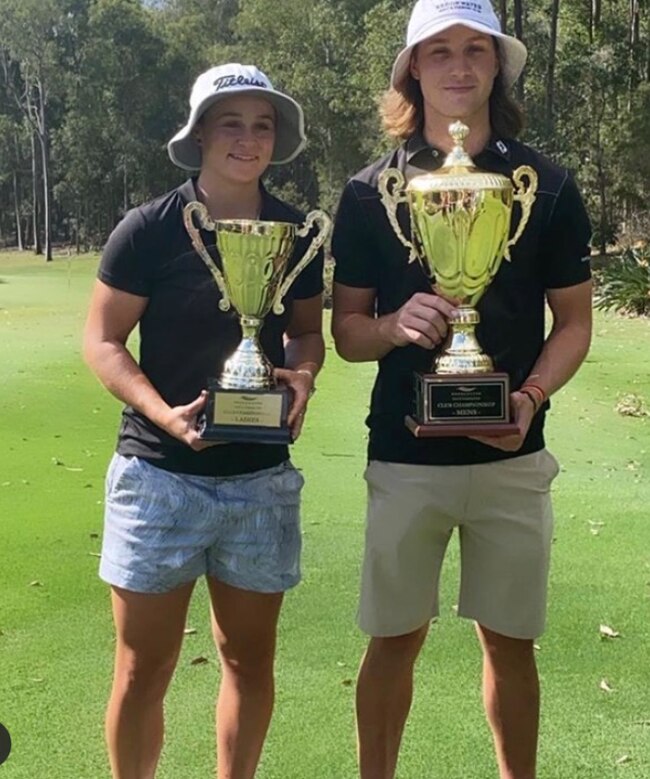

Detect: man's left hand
469,391,536,452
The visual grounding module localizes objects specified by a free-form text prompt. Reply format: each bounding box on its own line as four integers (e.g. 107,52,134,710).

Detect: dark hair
381,42,525,141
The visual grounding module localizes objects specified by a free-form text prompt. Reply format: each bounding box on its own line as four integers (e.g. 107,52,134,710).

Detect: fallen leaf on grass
190,656,208,666
615,754,632,765
29,580,43,587
184,628,197,635
600,624,621,639
615,393,648,417
88,552,101,558
600,679,614,693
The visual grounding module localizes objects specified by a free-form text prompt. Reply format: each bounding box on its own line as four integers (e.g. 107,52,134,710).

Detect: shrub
594,245,650,316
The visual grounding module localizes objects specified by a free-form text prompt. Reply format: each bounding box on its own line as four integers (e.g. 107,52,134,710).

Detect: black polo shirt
98,178,324,476
332,134,592,466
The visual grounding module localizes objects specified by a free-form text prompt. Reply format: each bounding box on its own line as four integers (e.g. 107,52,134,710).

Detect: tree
0,0,65,261
545,0,560,133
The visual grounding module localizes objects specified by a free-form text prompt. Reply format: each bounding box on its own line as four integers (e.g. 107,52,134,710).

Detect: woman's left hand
273,367,315,441
468,390,536,452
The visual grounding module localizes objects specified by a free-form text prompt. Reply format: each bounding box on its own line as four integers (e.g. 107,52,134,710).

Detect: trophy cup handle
378,168,419,264
183,201,231,312
272,210,332,316
505,165,538,261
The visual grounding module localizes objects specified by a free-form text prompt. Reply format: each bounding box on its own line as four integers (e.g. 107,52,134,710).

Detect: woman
83,63,324,779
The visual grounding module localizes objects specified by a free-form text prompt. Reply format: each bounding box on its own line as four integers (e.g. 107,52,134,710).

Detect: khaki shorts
359,450,560,640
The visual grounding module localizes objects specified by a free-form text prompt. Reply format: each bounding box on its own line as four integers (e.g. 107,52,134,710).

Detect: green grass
0,251,649,778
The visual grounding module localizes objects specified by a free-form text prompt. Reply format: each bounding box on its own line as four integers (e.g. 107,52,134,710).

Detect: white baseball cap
168,63,306,170
392,0,527,91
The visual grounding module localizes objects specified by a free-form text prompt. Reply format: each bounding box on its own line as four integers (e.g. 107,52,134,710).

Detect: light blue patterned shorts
99,454,304,594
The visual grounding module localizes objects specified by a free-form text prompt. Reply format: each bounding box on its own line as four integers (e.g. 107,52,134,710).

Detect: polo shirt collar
178,177,275,218
406,130,513,166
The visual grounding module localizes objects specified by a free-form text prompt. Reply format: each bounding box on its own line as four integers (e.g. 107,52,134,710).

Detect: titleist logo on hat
213,74,268,91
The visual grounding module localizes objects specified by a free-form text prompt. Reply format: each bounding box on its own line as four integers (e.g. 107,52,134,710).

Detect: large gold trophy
184,203,331,443
379,121,538,437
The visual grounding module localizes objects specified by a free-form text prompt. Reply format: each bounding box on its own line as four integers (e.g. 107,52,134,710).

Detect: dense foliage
594,245,650,315
0,0,648,264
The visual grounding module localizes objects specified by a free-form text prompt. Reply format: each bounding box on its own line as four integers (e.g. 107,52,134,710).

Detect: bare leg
356,625,429,779
476,624,539,779
207,577,284,779
106,582,195,779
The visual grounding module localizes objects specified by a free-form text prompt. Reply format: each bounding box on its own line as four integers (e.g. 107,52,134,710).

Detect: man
331,2,592,778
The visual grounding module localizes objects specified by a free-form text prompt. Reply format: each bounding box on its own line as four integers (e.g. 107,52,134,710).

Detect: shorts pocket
105,455,146,501
541,449,561,482
268,461,304,501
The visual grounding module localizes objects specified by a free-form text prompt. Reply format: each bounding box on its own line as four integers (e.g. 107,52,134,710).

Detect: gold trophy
183,203,331,443
379,121,538,437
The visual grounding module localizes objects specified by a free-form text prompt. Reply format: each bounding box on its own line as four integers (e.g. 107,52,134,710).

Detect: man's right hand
380,291,458,350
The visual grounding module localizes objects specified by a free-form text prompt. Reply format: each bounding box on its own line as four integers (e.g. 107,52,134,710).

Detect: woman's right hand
381,291,458,350
161,390,215,451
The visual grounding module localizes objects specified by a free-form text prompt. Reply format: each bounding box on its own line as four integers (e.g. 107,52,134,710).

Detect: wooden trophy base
200,380,292,444
407,371,519,438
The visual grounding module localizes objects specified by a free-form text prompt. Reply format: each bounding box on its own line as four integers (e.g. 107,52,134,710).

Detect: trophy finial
443,121,474,169
449,121,470,145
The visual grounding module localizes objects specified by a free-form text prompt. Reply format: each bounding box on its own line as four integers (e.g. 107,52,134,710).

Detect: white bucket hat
392,0,527,91
168,63,306,170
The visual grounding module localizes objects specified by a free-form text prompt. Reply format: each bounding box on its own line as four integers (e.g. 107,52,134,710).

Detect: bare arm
472,279,593,451
275,294,325,438
331,282,457,363
83,280,209,450
524,279,593,398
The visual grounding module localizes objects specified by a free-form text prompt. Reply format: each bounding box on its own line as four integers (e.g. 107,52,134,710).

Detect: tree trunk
593,0,601,28
75,200,81,254
627,0,641,108
36,79,52,262
13,171,24,250
498,0,507,31
546,0,560,132
123,161,128,213
513,0,525,102
597,159,607,256
594,109,608,256
30,129,42,255
12,129,24,250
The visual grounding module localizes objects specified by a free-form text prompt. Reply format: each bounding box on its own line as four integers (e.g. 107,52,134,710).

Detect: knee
113,650,178,701
365,625,428,670
217,639,276,683
478,625,536,673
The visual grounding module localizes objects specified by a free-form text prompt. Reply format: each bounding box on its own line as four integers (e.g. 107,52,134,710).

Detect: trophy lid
407,121,511,193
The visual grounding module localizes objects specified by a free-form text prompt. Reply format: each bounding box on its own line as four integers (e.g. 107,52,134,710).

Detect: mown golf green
1,252,649,778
